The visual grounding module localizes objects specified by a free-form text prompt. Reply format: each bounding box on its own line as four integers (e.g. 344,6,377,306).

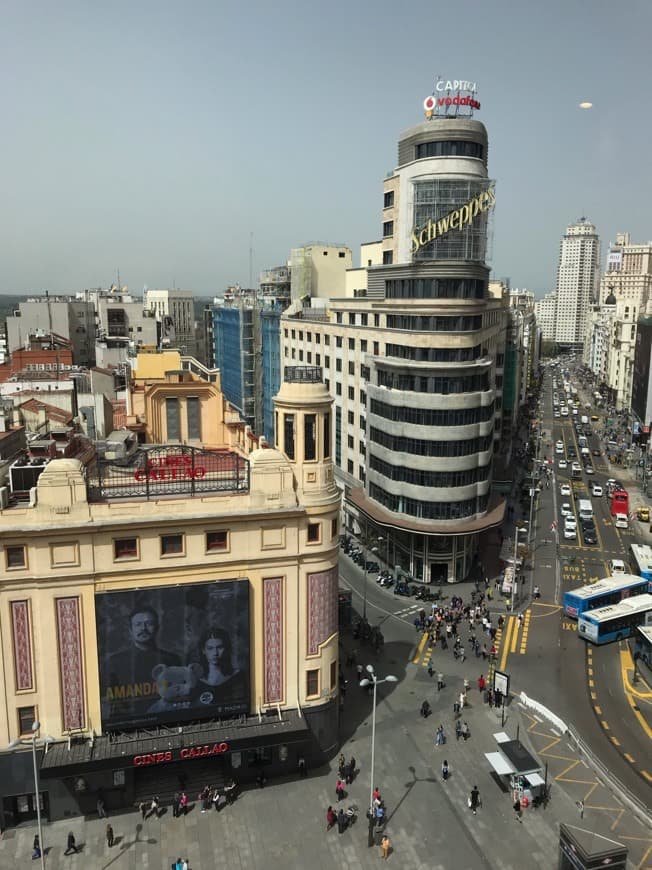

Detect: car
582,527,598,545
591,484,603,497
554,411,561,418
564,517,577,531
584,465,594,475
563,526,577,539
591,415,599,421
558,459,568,469
556,441,564,453
592,448,601,457
637,506,650,522
568,447,577,458
560,484,571,496
560,502,572,517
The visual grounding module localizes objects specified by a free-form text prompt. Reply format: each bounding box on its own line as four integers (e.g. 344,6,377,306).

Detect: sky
2,0,651,299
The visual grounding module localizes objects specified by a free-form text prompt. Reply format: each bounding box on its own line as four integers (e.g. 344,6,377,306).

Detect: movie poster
95,580,250,730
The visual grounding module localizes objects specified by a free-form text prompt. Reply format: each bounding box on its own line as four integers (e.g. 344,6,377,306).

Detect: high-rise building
282,109,508,584
144,288,196,357
534,291,557,343
553,218,600,348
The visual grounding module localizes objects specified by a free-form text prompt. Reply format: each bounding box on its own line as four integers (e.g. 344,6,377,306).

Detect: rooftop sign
424,77,480,119
411,185,495,255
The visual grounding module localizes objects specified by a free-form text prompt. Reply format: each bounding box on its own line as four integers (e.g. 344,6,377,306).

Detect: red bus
610,488,629,517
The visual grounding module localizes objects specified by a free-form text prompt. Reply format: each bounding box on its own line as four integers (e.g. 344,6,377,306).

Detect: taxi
636,506,650,522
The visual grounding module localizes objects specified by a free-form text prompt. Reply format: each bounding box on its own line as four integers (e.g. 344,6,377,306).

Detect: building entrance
430,563,448,584
2,790,49,828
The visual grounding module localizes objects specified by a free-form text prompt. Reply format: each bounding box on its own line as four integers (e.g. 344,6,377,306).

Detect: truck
578,499,594,522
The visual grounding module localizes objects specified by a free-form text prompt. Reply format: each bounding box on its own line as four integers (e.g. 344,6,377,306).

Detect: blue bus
562,574,650,618
630,544,652,582
577,594,652,644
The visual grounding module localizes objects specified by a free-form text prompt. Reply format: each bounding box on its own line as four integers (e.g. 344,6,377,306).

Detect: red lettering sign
133,750,173,767
132,742,228,767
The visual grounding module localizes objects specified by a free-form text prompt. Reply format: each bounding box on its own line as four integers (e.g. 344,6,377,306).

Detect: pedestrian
428,661,434,678
459,690,466,710
478,674,486,693
326,805,337,831
180,791,188,816
106,823,114,848
336,778,345,801
420,699,431,718
455,719,462,740
139,801,147,820
513,796,522,822
437,672,444,691
32,835,41,860
298,755,307,778
356,663,364,683
442,759,449,781
337,808,346,834
348,756,356,781
435,724,446,745
461,720,470,741
151,795,160,818
172,792,180,818
380,834,391,860
97,793,107,818
373,786,381,803
469,785,480,815
338,753,346,778
64,831,79,855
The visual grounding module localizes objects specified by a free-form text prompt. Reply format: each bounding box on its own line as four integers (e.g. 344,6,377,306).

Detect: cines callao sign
410,186,496,255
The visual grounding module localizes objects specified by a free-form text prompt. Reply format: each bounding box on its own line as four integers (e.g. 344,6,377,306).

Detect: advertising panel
96,580,250,730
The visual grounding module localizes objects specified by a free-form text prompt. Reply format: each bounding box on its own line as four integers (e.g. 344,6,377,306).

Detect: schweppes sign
411,186,496,255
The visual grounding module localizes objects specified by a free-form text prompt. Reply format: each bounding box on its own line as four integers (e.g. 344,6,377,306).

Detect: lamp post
359,665,397,847
8,721,54,870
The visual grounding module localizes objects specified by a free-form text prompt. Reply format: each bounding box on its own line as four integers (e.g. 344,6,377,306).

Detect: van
614,513,629,529
580,415,589,425
609,559,626,575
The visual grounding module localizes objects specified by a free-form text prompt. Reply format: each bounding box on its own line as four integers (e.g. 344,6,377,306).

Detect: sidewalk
6,637,649,869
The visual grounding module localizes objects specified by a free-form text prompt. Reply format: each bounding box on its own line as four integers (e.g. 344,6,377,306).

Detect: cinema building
282,110,507,583
0,360,340,827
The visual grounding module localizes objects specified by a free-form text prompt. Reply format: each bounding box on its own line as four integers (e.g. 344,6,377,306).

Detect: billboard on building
95,580,250,730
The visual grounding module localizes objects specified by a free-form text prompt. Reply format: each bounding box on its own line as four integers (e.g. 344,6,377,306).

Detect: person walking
32,835,41,860
97,793,107,818
150,796,160,819
469,785,480,815
326,805,337,831
180,791,188,816
298,755,308,778
64,831,79,855
338,753,346,778
442,759,449,781
106,823,114,848
461,720,470,741
455,719,462,741
336,778,345,801
435,724,446,745
380,833,391,860
428,661,434,678
420,699,431,718
337,808,346,834
478,674,486,693
348,756,356,782
437,672,444,691
513,796,522,822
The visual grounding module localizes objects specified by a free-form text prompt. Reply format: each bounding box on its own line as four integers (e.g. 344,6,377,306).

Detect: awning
485,751,516,776
493,731,511,744
525,772,546,787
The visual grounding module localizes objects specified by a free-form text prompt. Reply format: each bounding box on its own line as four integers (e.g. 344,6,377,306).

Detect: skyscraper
553,218,600,348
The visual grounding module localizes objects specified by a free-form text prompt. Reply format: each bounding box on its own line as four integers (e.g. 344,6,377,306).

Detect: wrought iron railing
86,445,249,501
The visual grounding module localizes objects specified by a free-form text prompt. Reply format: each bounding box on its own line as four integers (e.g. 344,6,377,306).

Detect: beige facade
0,367,341,823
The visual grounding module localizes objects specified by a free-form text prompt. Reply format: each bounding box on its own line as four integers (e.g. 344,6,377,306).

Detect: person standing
478,674,486,693
442,759,449,781
470,785,480,815
180,791,188,816
326,805,337,831
437,672,444,691
106,823,114,848
337,808,346,834
32,835,41,860
139,800,147,820
64,831,79,855
97,793,107,818
513,796,522,822
336,778,345,801
380,834,391,859
298,755,307,778
172,792,180,818
348,756,356,782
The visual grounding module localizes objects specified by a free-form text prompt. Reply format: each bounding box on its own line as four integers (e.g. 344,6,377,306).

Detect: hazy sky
2,0,651,298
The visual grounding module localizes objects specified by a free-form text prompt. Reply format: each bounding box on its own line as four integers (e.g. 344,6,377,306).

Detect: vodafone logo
423,95,437,113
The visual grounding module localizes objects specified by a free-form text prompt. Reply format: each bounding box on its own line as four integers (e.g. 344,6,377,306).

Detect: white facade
144,288,196,355
534,291,557,342
553,219,600,346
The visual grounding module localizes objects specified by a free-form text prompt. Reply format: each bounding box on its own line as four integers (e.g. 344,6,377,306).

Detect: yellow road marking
642,770,652,783
594,705,602,715
519,609,531,654
412,631,428,664
498,616,514,672
510,618,520,654
624,752,635,763
601,720,610,730
619,648,652,740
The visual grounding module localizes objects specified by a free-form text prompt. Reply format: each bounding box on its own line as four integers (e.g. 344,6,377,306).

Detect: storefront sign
411,186,495,254
133,741,229,767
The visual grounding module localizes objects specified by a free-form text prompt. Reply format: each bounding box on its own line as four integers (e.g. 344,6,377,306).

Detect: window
316,334,321,345
384,191,394,208
347,460,354,474
348,313,356,326
160,533,184,556
374,315,380,327
307,522,320,543
186,397,201,441
348,387,355,400
299,331,304,340
284,414,295,459
383,221,394,238
336,359,342,372
325,355,330,368
348,435,354,449
325,335,330,346
304,414,316,461
165,397,181,441
360,314,368,327
206,530,228,552
338,251,345,258
324,412,331,458
113,538,138,560
18,706,36,736
336,337,342,348
330,660,337,691
382,251,393,265
348,338,355,350
336,312,342,324
360,339,367,352
299,350,304,361
373,342,379,355
336,383,342,396
348,411,354,425
5,546,26,569
331,517,338,539
306,669,319,698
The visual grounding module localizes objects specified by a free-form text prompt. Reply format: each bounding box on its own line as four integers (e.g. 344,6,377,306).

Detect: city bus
577,593,652,645
610,488,629,517
630,543,652,582
562,574,650,618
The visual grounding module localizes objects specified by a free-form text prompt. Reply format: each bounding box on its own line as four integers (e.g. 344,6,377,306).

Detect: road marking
601,720,610,730
510,617,520,653
498,616,515,672
594,705,602,715
624,752,635,763
412,631,428,664
642,770,652,783
519,609,531,654
619,647,652,741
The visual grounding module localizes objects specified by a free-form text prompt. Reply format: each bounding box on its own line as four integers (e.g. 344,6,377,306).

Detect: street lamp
359,664,397,846
7,721,54,870
362,538,383,622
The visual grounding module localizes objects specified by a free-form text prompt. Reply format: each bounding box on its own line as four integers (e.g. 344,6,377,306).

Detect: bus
577,594,652,644
562,574,650,618
610,488,629,517
630,543,652,582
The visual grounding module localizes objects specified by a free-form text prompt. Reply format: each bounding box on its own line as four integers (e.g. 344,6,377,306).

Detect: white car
554,411,561,418
584,465,594,475
564,517,577,531
560,502,572,518
592,484,603,496
560,483,571,496
563,525,577,539
558,459,568,469
556,441,564,454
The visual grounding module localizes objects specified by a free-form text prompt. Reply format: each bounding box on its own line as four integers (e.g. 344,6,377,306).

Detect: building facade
6,297,96,367
553,218,600,348
282,114,507,583
144,289,196,357
0,364,340,828
534,291,557,343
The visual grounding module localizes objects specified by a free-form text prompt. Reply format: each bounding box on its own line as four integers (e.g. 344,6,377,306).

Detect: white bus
578,594,652,644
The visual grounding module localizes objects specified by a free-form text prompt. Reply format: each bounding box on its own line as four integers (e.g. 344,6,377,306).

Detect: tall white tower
553,218,600,347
